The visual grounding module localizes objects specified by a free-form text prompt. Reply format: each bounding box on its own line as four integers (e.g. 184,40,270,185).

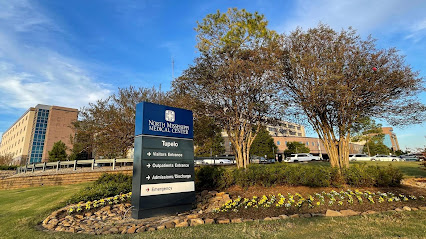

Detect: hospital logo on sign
165,110,175,122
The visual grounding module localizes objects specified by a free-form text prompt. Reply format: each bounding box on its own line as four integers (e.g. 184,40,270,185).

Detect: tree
74,86,168,158
48,141,68,162
0,153,13,165
278,24,425,171
284,141,310,156
195,132,225,157
68,135,90,161
250,127,277,159
363,136,391,156
172,8,281,168
351,117,384,156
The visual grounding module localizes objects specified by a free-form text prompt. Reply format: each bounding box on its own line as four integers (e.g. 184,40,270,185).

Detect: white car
202,158,233,165
371,155,400,161
284,153,320,162
349,154,372,161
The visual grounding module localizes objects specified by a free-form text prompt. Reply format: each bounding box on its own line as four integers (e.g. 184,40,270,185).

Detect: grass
0,183,426,238
350,161,426,178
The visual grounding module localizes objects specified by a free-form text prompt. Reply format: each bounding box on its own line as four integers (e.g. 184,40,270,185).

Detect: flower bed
67,192,131,214
214,190,423,213
42,187,426,234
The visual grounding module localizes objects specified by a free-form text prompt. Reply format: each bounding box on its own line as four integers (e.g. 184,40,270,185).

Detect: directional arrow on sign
146,163,151,168
147,152,152,156
146,175,151,180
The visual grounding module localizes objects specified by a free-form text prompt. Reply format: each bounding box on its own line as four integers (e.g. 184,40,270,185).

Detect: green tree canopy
364,136,391,156
48,141,68,162
173,8,280,168
284,141,310,156
351,117,384,156
250,127,277,159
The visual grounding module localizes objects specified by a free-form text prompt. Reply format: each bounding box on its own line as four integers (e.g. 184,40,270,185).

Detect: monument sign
131,102,195,219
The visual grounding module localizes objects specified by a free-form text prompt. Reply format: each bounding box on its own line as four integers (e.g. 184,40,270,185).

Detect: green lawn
351,161,426,178
0,183,426,238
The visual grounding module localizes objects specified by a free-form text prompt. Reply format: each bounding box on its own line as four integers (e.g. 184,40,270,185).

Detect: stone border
41,191,426,235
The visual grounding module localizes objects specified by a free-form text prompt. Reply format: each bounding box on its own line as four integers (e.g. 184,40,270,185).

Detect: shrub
0,165,18,170
343,163,376,187
194,162,403,191
68,173,132,204
375,164,403,187
195,166,225,190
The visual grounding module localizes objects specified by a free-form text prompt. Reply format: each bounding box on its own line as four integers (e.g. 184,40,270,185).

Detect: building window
277,141,280,145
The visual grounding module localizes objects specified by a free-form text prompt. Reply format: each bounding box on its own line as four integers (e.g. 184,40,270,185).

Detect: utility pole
171,57,175,80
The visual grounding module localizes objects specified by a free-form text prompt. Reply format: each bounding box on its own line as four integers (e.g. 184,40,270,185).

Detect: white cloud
0,0,111,112
278,0,426,36
405,18,426,42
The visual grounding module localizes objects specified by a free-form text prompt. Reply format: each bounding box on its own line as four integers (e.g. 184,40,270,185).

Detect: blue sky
0,0,425,151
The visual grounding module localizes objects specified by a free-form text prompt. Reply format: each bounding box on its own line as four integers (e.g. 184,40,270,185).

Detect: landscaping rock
216,192,225,197
156,225,165,230
217,218,230,224
418,206,426,211
175,221,189,228
402,206,412,211
279,215,289,219
289,214,299,218
190,218,205,226
163,221,176,229
412,207,418,211
127,226,137,234
204,218,214,224
186,214,199,219
395,208,403,212
264,217,272,221
340,209,360,216
326,210,342,217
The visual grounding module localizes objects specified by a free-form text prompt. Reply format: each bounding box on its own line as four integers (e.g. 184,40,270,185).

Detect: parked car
349,154,372,161
399,154,418,161
284,153,320,162
201,158,233,165
260,158,276,164
371,155,400,161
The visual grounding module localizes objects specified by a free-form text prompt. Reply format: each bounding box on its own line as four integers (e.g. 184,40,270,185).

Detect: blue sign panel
135,102,193,139
132,101,195,219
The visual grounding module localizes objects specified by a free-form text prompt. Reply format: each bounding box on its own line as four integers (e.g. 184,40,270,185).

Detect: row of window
276,141,320,147
29,110,50,163
0,148,22,157
0,127,27,146
3,115,29,136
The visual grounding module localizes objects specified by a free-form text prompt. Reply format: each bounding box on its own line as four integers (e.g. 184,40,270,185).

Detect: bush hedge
195,163,403,190
0,165,17,170
68,173,132,204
